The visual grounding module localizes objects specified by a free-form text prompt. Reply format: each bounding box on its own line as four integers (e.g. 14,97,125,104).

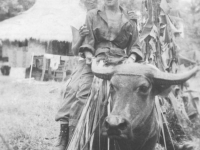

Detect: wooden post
41,55,46,81
47,42,53,81
29,53,34,83
62,60,67,82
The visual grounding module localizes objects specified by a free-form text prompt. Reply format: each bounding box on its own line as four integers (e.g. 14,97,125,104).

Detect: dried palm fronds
155,96,175,150
67,77,110,150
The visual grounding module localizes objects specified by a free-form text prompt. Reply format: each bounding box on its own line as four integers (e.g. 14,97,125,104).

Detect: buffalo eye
138,85,149,94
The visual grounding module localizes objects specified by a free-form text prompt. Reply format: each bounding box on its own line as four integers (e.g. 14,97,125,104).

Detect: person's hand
84,51,93,65
127,11,137,20
123,54,136,64
79,25,89,38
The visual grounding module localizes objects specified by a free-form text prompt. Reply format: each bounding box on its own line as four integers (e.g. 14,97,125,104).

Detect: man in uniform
55,0,143,149
54,1,98,150
80,0,143,66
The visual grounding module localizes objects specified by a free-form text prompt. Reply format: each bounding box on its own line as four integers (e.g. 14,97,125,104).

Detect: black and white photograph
0,0,200,150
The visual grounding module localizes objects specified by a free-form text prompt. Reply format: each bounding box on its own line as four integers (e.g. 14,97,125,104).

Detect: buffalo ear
154,84,174,97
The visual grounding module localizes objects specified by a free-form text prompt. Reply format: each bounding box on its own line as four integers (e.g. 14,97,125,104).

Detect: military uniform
79,6,143,61
55,60,93,126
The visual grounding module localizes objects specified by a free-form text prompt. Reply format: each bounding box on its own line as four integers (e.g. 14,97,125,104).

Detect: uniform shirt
79,6,143,61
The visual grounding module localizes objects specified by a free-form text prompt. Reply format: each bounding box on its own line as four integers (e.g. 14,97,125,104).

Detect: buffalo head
91,60,198,150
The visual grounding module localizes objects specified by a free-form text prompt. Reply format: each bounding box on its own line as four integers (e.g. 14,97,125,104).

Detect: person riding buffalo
55,0,143,149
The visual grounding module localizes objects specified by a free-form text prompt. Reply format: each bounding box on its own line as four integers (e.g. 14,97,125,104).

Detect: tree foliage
187,0,200,47
0,0,35,21
120,0,142,11
177,0,200,55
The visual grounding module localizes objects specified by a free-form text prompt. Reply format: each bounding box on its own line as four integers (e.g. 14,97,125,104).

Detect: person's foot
68,126,76,142
55,124,69,150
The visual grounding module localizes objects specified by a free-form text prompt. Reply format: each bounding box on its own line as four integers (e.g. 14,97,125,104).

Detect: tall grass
0,77,61,150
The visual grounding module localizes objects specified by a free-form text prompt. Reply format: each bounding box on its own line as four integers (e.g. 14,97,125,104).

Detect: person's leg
55,101,70,150
55,80,93,150
54,79,72,150
55,122,69,150
68,73,94,136
55,62,93,150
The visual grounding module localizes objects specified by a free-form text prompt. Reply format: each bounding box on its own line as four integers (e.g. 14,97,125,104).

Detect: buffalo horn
153,66,198,85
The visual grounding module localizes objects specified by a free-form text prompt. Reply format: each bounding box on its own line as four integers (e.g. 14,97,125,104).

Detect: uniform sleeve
71,26,81,56
79,12,95,55
127,20,144,62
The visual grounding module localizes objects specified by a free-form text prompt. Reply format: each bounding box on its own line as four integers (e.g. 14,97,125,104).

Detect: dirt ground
0,76,62,150
0,73,200,150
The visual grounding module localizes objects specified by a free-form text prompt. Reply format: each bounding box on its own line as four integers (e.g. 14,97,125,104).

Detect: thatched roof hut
0,0,86,80
0,0,86,42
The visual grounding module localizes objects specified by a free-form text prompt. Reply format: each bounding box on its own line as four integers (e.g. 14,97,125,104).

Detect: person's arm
71,25,89,56
79,11,95,57
126,13,144,63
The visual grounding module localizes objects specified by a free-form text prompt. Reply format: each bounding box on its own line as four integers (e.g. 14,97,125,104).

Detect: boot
55,124,69,150
68,125,76,142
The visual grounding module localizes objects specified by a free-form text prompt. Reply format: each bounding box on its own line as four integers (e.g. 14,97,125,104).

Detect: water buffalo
91,61,198,150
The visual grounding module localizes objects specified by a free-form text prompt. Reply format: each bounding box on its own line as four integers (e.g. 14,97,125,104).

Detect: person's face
84,0,97,11
104,0,119,7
